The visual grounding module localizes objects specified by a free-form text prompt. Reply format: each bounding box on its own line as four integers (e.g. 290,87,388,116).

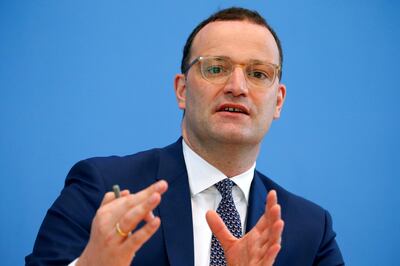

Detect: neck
182,130,260,177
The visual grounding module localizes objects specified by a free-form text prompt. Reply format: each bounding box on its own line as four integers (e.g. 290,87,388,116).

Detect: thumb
206,210,237,249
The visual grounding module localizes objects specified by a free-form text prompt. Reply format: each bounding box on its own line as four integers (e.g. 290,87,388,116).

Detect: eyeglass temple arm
183,57,202,74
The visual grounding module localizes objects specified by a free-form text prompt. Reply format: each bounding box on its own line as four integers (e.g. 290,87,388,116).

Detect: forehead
190,20,280,65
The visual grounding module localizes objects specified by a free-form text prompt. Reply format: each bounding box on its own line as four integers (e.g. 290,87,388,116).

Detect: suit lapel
245,171,268,232
156,139,195,266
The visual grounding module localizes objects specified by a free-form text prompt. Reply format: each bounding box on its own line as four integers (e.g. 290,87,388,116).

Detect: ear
273,83,286,119
174,74,186,110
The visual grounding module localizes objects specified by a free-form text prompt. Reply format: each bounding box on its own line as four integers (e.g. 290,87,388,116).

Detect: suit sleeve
25,160,106,266
313,211,345,266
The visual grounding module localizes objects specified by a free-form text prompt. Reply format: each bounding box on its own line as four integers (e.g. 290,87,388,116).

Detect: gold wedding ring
115,222,129,237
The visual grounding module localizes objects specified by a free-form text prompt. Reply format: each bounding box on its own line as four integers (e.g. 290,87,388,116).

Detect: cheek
184,89,207,120
186,80,216,111
254,91,278,121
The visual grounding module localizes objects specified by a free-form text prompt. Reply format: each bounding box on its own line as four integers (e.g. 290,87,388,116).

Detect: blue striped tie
210,178,242,266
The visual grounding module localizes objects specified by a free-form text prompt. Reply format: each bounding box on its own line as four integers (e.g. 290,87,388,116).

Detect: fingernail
158,180,168,190
155,181,163,190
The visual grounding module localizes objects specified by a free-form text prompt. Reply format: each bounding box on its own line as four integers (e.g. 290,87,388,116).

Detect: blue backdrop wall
1,0,399,265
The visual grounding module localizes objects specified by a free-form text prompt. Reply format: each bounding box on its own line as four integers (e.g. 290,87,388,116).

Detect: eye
248,70,269,80
206,65,224,75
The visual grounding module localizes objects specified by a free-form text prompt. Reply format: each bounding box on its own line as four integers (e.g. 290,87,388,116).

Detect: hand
206,190,284,266
76,180,168,266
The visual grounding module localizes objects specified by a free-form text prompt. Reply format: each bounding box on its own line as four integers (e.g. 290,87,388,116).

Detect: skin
78,20,286,266
76,180,168,266
206,190,284,266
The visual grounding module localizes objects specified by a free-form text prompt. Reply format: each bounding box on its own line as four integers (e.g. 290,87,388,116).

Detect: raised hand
206,190,284,266
76,180,168,266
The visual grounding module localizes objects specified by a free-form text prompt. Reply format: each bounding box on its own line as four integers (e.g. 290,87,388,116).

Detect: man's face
174,20,286,147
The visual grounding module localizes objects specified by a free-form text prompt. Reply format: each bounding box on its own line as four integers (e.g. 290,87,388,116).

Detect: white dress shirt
182,139,255,266
69,140,255,266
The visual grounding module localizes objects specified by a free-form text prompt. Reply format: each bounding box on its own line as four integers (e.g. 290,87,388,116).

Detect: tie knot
215,178,235,197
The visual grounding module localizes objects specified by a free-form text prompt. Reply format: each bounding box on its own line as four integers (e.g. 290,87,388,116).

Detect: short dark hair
181,7,283,80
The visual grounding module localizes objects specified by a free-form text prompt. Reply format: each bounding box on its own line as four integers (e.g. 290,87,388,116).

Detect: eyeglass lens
200,57,277,87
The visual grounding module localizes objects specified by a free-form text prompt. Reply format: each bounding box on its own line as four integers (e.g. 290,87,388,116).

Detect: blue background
1,0,399,265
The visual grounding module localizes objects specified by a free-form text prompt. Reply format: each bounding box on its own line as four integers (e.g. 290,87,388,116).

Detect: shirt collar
182,139,255,203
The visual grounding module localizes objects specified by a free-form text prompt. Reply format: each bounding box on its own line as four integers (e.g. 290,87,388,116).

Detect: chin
211,130,261,145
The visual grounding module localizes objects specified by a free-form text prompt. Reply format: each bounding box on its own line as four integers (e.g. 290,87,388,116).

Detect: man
26,7,344,266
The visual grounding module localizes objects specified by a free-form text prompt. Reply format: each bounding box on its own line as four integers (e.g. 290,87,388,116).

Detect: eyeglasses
183,56,281,88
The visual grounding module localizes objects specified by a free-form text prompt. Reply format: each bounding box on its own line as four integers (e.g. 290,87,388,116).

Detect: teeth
224,107,243,113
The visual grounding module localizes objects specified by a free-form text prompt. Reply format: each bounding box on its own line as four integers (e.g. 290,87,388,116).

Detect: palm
206,190,284,266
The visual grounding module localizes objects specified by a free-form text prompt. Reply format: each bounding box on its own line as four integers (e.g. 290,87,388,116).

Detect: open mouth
222,107,246,113
217,104,250,115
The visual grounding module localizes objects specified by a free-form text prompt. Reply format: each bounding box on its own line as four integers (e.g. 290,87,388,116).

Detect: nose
223,66,249,97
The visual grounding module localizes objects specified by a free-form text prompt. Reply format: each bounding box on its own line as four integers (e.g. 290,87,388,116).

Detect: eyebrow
250,59,272,65
212,55,277,66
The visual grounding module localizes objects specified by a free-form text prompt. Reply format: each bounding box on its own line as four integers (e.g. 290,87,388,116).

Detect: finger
255,195,280,233
100,189,130,206
122,180,167,222
261,243,281,265
265,219,284,247
206,210,236,250
120,190,130,196
123,217,161,255
259,219,284,262
117,192,162,241
265,191,279,228
267,201,281,223
132,180,168,204
144,211,155,222
118,180,168,211
266,190,278,210
249,198,280,251
100,180,168,224
257,204,282,246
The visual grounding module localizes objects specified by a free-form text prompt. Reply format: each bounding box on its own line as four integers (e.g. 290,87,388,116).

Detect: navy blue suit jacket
26,139,344,265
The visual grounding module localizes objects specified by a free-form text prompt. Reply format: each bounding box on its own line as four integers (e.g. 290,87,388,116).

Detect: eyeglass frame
182,55,281,88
